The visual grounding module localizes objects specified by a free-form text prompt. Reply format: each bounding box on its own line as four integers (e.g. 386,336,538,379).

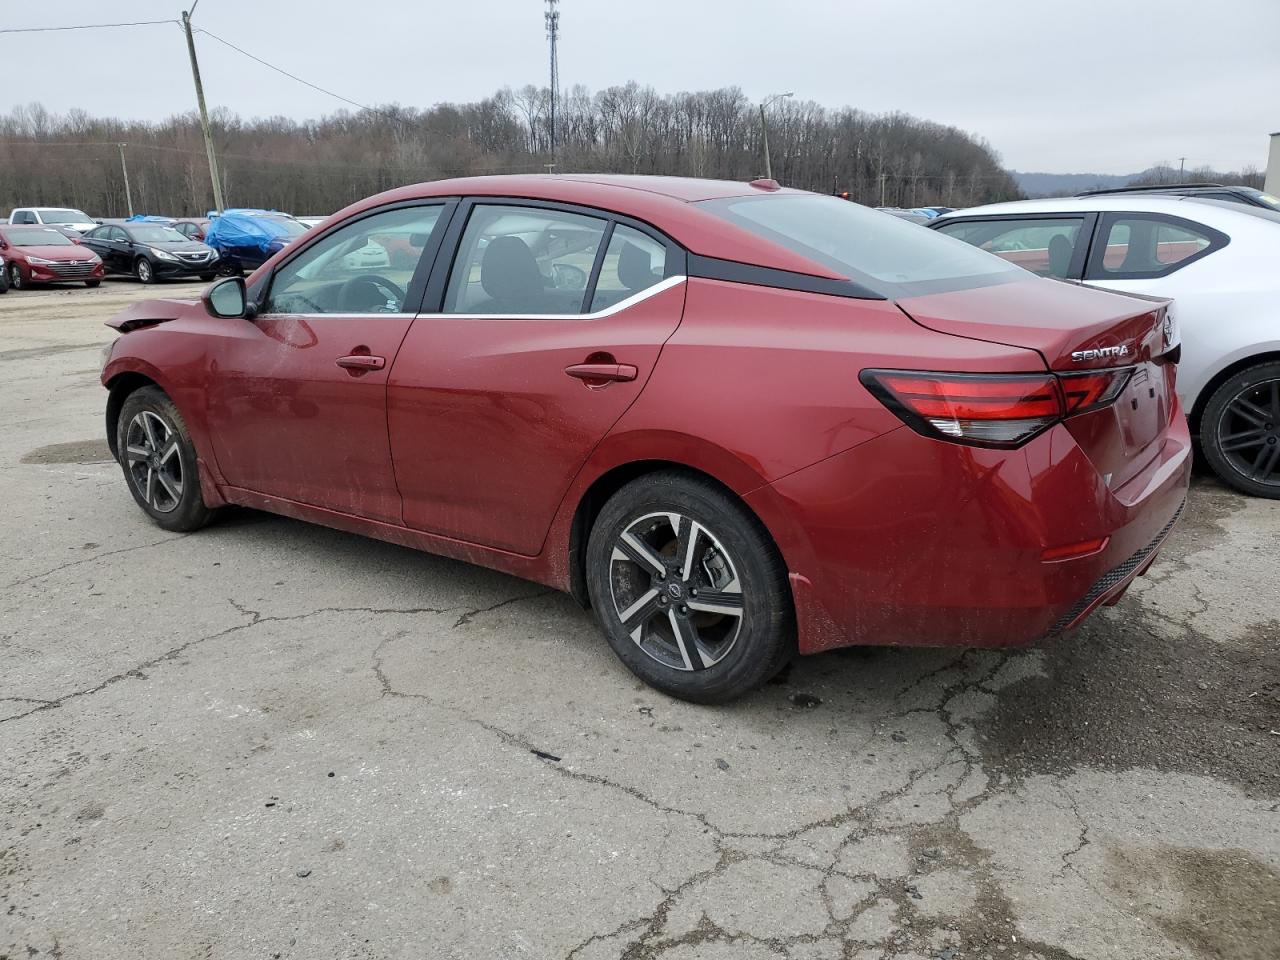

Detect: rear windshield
698,194,1023,297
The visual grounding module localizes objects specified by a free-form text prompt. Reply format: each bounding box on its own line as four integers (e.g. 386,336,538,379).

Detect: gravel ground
1,280,1277,960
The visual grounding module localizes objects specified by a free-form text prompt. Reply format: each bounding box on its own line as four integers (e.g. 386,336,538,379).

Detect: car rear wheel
85,279,101,288
8,263,24,290
134,257,155,284
199,273,216,282
585,472,794,703
116,386,216,532
1202,361,1280,499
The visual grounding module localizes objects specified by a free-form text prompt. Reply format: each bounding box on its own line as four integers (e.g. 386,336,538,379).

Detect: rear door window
934,217,1086,278
589,224,668,311
1086,214,1225,280
444,204,607,315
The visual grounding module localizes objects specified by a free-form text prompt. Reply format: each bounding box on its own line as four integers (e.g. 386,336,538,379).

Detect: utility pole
758,92,792,181
1178,156,1186,180
545,0,560,162
181,3,225,213
117,143,134,218
880,172,887,206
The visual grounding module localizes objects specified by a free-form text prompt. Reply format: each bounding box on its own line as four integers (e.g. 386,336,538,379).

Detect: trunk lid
897,277,1179,493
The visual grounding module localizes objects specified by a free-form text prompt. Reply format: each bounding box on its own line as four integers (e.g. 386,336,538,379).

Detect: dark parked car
0,225,104,288
1076,182,1280,212
203,210,309,273
80,222,220,283
100,175,1190,702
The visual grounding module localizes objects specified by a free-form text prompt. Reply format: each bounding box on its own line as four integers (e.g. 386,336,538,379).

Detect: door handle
564,362,638,383
336,354,386,370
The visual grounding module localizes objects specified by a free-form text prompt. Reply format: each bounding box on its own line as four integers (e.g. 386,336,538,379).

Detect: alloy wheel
608,511,745,672
124,410,184,513
137,259,153,283
9,263,22,290
1216,378,1280,488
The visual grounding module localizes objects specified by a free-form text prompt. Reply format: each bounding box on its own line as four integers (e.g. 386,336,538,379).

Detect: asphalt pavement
1,280,1277,960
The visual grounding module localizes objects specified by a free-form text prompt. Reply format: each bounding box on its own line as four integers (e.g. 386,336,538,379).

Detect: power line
0,19,175,35
194,27,409,126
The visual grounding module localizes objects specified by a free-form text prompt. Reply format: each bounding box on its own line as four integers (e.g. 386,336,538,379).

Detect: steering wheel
338,274,406,312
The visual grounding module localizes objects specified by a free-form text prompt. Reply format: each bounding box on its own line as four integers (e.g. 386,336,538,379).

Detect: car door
933,214,1094,279
1079,212,1228,399
105,226,135,273
80,227,113,268
204,201,452,523
387,200,686,555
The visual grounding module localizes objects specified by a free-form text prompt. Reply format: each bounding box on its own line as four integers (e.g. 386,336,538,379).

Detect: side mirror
203,275,248,318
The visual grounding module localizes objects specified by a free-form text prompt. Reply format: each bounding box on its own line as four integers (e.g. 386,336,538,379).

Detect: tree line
0,84,1023,218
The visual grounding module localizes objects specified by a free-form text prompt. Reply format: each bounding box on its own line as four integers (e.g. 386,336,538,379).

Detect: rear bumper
745,400,1193,654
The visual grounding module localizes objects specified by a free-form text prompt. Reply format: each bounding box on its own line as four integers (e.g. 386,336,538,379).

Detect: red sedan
1,225,104,288
101,176,1190,702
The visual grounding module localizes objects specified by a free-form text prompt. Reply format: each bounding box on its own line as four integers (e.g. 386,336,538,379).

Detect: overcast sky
3,0,1276,174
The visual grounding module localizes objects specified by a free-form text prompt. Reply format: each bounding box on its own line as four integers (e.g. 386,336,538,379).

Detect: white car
8,206,99,235
931,196,1280,498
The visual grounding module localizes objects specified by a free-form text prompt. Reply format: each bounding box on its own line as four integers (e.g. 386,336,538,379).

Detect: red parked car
1,225,105,289
100,175,1190,702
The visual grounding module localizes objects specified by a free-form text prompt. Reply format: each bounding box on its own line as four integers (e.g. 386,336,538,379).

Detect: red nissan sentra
100,176,1190,702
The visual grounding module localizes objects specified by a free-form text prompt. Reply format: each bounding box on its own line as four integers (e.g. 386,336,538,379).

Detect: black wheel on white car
585,471,794,703
1201,361,1280,499
116,386,216,532
134,257,155,284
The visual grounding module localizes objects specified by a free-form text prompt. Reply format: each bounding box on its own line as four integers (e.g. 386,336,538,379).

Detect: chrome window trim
417,274,686,321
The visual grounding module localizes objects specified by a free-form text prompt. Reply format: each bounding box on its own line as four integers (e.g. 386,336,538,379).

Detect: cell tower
545,0,560,158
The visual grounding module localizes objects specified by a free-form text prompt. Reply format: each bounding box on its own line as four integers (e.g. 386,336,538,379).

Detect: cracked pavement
2,282,1278,960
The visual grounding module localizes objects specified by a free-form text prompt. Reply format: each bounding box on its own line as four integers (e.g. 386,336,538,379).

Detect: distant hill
1012,170,1141,197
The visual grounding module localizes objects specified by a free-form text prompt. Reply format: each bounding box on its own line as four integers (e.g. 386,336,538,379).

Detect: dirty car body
101,175,1191,702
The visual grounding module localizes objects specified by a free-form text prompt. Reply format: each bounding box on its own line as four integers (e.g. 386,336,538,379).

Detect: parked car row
1,206,326,289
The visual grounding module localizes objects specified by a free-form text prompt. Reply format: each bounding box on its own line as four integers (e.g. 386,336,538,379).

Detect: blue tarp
126,214,173,222
204,210,293,256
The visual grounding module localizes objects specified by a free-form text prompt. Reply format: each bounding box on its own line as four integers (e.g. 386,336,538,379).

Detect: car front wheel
8,262,24,290
116,386,216,532
585,471,794,703
134,257,155,284
1202,361,1280,499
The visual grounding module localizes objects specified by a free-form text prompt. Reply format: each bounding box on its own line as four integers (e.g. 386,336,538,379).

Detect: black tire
585,471,794,703
8,262,24,290
1201,361,1280,499
134,257,155,284
199,273,216,282
85,279,101,288
0,262,8,294
115,386,216,532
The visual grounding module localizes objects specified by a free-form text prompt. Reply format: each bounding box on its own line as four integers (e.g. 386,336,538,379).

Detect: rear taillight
860,368,1133,448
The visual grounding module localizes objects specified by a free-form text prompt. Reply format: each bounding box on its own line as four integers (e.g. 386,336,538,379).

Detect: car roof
934,193,1276,225
328,174,845,279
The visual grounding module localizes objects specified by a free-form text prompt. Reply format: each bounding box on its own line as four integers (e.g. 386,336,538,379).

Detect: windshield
39,209,92,224
3,227,74,247
130,225,190,243
698,194,1023,297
